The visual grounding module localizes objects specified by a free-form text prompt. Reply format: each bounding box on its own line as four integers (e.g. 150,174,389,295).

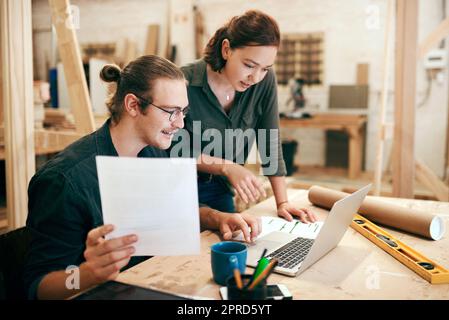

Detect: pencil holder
226,274,267,300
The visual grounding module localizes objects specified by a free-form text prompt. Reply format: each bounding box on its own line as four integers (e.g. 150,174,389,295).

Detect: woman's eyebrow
244,58,273,68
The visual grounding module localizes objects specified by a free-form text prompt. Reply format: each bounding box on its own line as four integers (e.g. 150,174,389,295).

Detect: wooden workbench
280,114,367,179
116,189,449,299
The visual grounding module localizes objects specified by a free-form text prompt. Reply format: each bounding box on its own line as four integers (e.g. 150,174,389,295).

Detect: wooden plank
0,42,3,126
0,128,83,160
356,63,369,85
123,38,138,66
415,159,449,202
193,5,205,59
34,129,83,151
392,0,417,198
164,0,172,60
418,17,449,60
1,0,36,229
446,102,449,184
373,0,394,195
446,50,449,184
348,127,363,179
0,205,6,231
167,0,195,65
144,24,159,56
49,0,95,135
280,114,366,128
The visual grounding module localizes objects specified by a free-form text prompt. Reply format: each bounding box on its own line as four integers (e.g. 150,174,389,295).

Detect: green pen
245,249,268,289
252,257,270,279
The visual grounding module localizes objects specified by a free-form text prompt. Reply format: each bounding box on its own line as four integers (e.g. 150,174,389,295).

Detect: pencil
234,268,243,289
248,258,279,290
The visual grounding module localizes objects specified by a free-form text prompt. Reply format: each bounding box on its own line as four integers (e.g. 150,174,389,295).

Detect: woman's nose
248,69,262,84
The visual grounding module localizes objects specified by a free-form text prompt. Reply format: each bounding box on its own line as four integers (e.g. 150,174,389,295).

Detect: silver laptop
247,184,371,277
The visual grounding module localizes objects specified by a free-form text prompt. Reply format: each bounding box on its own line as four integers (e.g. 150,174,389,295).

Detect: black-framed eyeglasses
134,94,189,122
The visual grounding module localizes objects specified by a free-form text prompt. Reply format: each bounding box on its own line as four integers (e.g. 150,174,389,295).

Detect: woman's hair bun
100,64,121,83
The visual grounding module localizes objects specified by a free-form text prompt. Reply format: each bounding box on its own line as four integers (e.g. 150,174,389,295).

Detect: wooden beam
0,42,3,126
418,17,449,60
49,0,95,135
446,88,449,184
445,46,449,184
347,127,364,179
0,206,6,230
415,159,449,202
1,0,36,229
123,38,138,66
392,0,417,199
356,63,369,85
0,127,83,159
373,0,394,196
193,5,206,59
144,24,159,56
35,129,83,151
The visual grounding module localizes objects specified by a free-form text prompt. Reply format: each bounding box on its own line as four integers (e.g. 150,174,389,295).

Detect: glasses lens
170,109,187,121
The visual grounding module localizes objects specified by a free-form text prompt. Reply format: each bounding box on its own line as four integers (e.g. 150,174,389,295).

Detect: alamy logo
65,265,80,290
365,265,380,290
170,121,280,175
55,5,80,30
365,5,380,30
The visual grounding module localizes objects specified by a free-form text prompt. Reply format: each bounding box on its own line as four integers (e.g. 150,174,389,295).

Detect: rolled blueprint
308,185,445,240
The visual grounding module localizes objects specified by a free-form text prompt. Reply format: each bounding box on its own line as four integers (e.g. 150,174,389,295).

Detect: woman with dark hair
24,55,260,300
175,10,317,222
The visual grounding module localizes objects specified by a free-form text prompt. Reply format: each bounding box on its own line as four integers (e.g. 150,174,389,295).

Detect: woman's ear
221,39,231,61
123,93,139,117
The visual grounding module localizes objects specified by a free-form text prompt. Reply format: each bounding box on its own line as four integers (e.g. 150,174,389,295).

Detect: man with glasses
24,55,261,300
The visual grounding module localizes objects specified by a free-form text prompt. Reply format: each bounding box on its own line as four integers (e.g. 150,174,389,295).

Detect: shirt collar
95,118,119,157
94,118,167,158
189,59,208,88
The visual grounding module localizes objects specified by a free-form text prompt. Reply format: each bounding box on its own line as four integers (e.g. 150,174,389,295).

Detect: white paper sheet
96,156,200,256
233,216,324,241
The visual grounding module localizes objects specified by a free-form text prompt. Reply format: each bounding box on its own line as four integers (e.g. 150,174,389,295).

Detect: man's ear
123,93,139,117
221,39,231,61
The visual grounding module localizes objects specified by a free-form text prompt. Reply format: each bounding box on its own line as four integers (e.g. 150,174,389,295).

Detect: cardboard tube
308,186,445,240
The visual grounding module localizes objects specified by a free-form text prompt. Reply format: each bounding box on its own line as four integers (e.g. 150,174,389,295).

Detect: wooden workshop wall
31,0,449,178
32,0,168,81
194,0,448,178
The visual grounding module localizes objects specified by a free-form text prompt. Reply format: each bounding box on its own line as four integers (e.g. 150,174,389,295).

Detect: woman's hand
277,202,317,223
222,163,267,204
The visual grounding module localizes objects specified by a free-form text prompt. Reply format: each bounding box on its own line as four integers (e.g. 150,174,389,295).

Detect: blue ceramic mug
211,241,247,286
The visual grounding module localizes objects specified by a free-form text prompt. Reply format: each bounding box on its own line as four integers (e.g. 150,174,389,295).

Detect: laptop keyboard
266,237,315,269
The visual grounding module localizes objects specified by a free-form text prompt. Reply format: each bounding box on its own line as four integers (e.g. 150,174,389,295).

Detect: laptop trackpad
247,232,297,266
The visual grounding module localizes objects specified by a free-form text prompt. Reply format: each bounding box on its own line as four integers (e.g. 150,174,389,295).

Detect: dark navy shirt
24,120,167,299
171,60,286,194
